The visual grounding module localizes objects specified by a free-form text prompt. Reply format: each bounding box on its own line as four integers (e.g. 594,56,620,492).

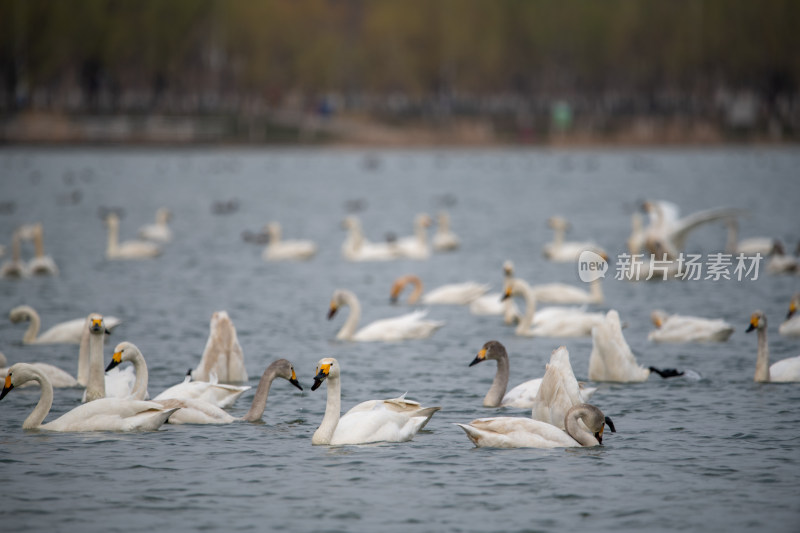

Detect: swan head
0,363,38,401
469,340,506,366
263,222,281,240
416,213,433,228
8,305,33,324
566,404,616,445
650,310,668,329
106,341,140,372
273,359,303,391
788,294,799,319
156,208,172,224
547,216,570,231
311,357,339,391
88,314,108,335
328,290,351,319
746,310,766,333
502,260,514,278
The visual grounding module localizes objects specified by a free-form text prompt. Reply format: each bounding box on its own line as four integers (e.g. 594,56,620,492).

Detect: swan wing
589,310,650,382
330,407,429,445
422,282,490,305
769,356,800,382
34,318,88,344
670,207,748,251
354,310,444,341
457,417,579,448
779,317,800,337
500,378,542,408
155,398,236,424
42,399,175,432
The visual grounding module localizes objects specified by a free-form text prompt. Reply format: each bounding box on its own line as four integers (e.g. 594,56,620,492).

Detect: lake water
0,147,798,533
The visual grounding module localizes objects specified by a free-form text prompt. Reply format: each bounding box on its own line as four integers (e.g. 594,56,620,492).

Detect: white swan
0,351,77,388
310,357,440,445
746,311,800,382
81,314,136,402
457,403,615,449
542,216,607,262
328,289,445,342
341,216,401,262
765,241,798,274
779,294,800,337
105,212,162,260
138,207,173,242
390,274,489,305
0,363,177,431
503,278,605,337
153,372,251,409
191,310,248,383
24,223,58,275
724,218,775,256
589,310,683,382
0,227,29,278
648,310,734,343
9,305,122,345
261,221,317,261
531,346,598,428
395,213,433,260
468,260,521,325
432,211,460,252
530,276,604,305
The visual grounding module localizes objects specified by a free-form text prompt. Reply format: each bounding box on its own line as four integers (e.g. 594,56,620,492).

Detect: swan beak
595,428,604,445
311,364,331,391
788,302,797,319
0,374,13,401
327,303,338,320
289,369,303,391
89,318,104,333
105,351,122,372
500,288,511,301
746,314,759,333
469,348,487,367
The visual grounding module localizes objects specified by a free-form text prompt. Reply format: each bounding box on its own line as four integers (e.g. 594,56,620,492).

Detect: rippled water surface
1,147,799,533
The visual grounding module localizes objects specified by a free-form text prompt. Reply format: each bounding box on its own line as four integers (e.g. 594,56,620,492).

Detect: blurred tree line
1,0,798,139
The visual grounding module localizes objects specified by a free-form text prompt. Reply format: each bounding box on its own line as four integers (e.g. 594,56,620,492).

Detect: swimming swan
328,289,445,342
310,357,440,445
457,403,615,449
191,311,249,383
395,213,433,260
105,212,162,260
81,314,136,402
9,305,121,345
262,221,317,261
779,294,800,337
0,228,29,278
589,310,683,382
153,372,251,409
138,207,173,243
746,311,800,382
530,276,604,305
341,216,401,262
468,260,521,324
0,363,177,431
648,310,734,343
25,223,59,276
390,274,490,305
542,216,607,262
503,278,605,337
432,211,460,252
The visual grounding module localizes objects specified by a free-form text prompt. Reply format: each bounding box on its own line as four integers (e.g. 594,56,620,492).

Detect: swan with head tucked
530,346,597,428
9,305,121,345
648,310,734,343
432,211,460,252
138,207,173,243
390,274,490,305
328,289,445,342
0,351,78,388
1,228,29,278
81,314,136,402
746,311,800,382
191,311,248,383
468,260,521,325
456,403,615,449
261,221,317,261
24,223,58,275
395,213,433,260
341,216,401,262
310,357,440,445
589,309,683,382
542,216,607,262
779,294,800,337
502,277,605,337
0,363,177,431
105,212,162,260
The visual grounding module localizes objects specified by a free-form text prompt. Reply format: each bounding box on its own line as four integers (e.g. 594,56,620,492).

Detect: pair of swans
9,305,122,344
432,211,460,252
390,274,490,305
191,310,249,383
469,341,595,417
503,277,605,337
137,207,173,243
341,216,401,261
310,357,440,445
543,216,607,262
779,294,800,337
648,310,734,343
106,342,300,424
105,212,162,260
328,289,444,342
746,311,800,382
589,309,684,382
262,221,317,261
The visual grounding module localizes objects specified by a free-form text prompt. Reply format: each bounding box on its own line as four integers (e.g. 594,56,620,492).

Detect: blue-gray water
1,147,799,533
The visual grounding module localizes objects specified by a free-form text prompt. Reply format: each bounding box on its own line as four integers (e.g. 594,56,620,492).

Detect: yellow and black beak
105,350,123,372
0,374,13,401
311,363,331,391
469,347,487,367
788,302,797,320
327,303,339,320
289,368,303,391
500,287,511,301
596,416,617,444
746,314,759,333
89,318,104,334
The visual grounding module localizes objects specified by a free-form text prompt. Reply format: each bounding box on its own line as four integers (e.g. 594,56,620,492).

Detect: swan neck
565,406,598,447
552,226,565,247
77,321,90,385
755,326,770,382
514,280,537,335
33,228,45,258
590,278,603,302
11,230,22,261
24,370,53,429
85,330,106,401
106,219,119,256
242,365,278,422
22,308,40,343
484,354,509,407
129,349,149,400
313,373,341,444
408,277,423,304
414,220,428,244
337,293,361,340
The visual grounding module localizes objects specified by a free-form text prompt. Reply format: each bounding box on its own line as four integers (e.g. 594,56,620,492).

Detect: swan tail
414,406,441,429
648,366,684,379
455,423,481,446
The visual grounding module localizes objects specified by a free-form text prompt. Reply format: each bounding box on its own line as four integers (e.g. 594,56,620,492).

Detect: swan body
395,213,433,260
341,216,401,262
24,223,58,275
589,310,651,382
779,294,800,337
724,218,775,256
390,274,489,305
765,242,798,274
468,293,521,325
138,207,173,242
329,289,444,342
503,278,605,337
310,357,440,445
457,404,614,449
746,311,800,382
432,211,460,251
648,310,734,343
9,305,121,344
261,221,317,261
105,212,162,260
191,311,248,383
0,363,176,431
530,277,604,305
1,228,29,278
543,216,607,262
